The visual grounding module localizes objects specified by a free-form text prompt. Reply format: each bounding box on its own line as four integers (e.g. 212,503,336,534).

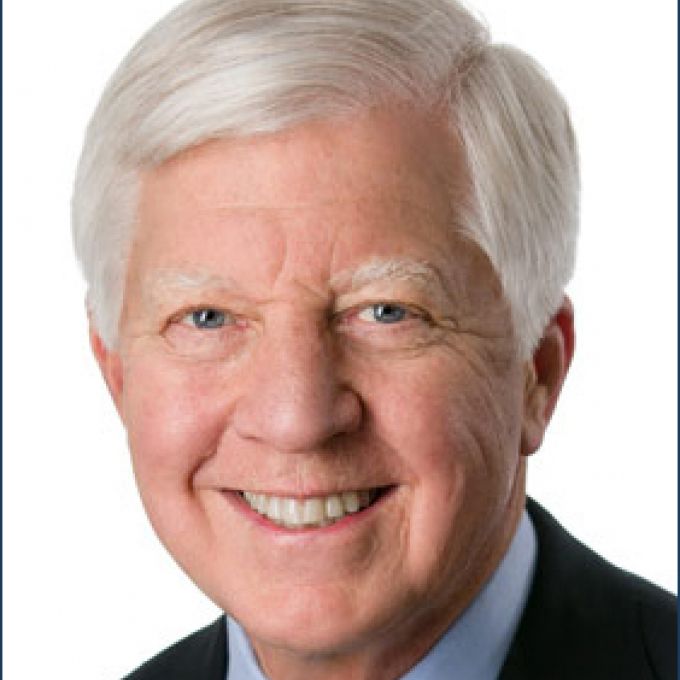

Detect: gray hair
72,0,579,358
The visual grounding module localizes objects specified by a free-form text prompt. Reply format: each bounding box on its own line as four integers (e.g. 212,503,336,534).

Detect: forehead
129,108,481,298
144,107,466,207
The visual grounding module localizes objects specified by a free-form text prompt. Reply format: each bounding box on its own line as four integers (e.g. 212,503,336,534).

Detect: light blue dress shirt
226,510,536,680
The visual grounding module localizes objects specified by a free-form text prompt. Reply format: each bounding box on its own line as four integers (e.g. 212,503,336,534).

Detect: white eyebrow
148,270,237,290
142,258,448,308
142,269,242,306
331,257,446,292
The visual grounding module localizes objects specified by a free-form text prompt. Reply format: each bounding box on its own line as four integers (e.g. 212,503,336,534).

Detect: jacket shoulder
501,500,677,680
625,561,676,678
122,616,227,680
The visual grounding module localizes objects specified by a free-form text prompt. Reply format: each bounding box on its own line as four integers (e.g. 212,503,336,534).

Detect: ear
520,296,575,456
89,325,125,419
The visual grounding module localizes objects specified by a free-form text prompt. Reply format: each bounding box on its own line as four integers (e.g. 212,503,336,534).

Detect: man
71,0,676,678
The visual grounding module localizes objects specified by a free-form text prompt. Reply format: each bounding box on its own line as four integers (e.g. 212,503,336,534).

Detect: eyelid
336,300,432,325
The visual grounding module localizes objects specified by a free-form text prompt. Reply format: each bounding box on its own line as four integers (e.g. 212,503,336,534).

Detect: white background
3,1,677,678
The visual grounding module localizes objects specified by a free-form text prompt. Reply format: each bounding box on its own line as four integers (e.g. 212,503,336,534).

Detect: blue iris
191,309,225,329
371,303,407,324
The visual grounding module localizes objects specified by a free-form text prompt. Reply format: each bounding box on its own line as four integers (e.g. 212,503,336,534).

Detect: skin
92,107,573,680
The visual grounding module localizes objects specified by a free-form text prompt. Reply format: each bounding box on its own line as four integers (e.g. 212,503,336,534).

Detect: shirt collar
226,510,536,680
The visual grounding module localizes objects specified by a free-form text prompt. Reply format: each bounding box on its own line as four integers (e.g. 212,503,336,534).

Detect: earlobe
520,296,575,456
89,326,125,418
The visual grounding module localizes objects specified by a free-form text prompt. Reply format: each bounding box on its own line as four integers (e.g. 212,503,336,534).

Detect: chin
229,586,401,658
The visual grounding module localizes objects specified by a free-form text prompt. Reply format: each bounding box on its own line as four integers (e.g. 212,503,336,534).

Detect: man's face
104,109,532,668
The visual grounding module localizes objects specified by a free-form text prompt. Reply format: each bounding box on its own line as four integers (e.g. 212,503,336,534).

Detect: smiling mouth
239,488,390,529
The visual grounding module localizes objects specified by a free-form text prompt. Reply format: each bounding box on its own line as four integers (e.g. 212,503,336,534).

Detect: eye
182,308,229,329
164,306,246,360
357,303,408,324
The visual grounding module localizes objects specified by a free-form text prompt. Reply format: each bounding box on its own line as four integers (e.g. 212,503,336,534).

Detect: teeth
302,497,324,525
241,489,376,529
325,494,344,519
255,494,268,514
283,498,304,526
342,491,360,513
267,496,283,523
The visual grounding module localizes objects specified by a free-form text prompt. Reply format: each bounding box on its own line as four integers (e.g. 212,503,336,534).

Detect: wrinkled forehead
126,109,498,307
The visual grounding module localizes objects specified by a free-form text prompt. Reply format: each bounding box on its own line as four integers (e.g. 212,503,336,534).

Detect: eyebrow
142,270,243,308
143,257,449,307
147,270,239,291
331,257,448,296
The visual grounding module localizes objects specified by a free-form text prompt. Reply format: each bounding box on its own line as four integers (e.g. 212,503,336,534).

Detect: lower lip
222,487,396,536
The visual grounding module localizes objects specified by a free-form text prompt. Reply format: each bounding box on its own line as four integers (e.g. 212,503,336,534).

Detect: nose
231,318,362,452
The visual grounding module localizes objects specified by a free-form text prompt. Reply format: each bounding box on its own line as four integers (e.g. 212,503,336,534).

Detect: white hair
72,0,579,358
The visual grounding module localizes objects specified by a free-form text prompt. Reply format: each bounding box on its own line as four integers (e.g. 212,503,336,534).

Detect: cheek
363,353,524,575
120,355,232,490
368,353,522,480
119,355,242,569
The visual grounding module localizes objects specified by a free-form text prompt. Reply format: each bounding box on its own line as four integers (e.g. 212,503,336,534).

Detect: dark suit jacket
123,499,677,679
